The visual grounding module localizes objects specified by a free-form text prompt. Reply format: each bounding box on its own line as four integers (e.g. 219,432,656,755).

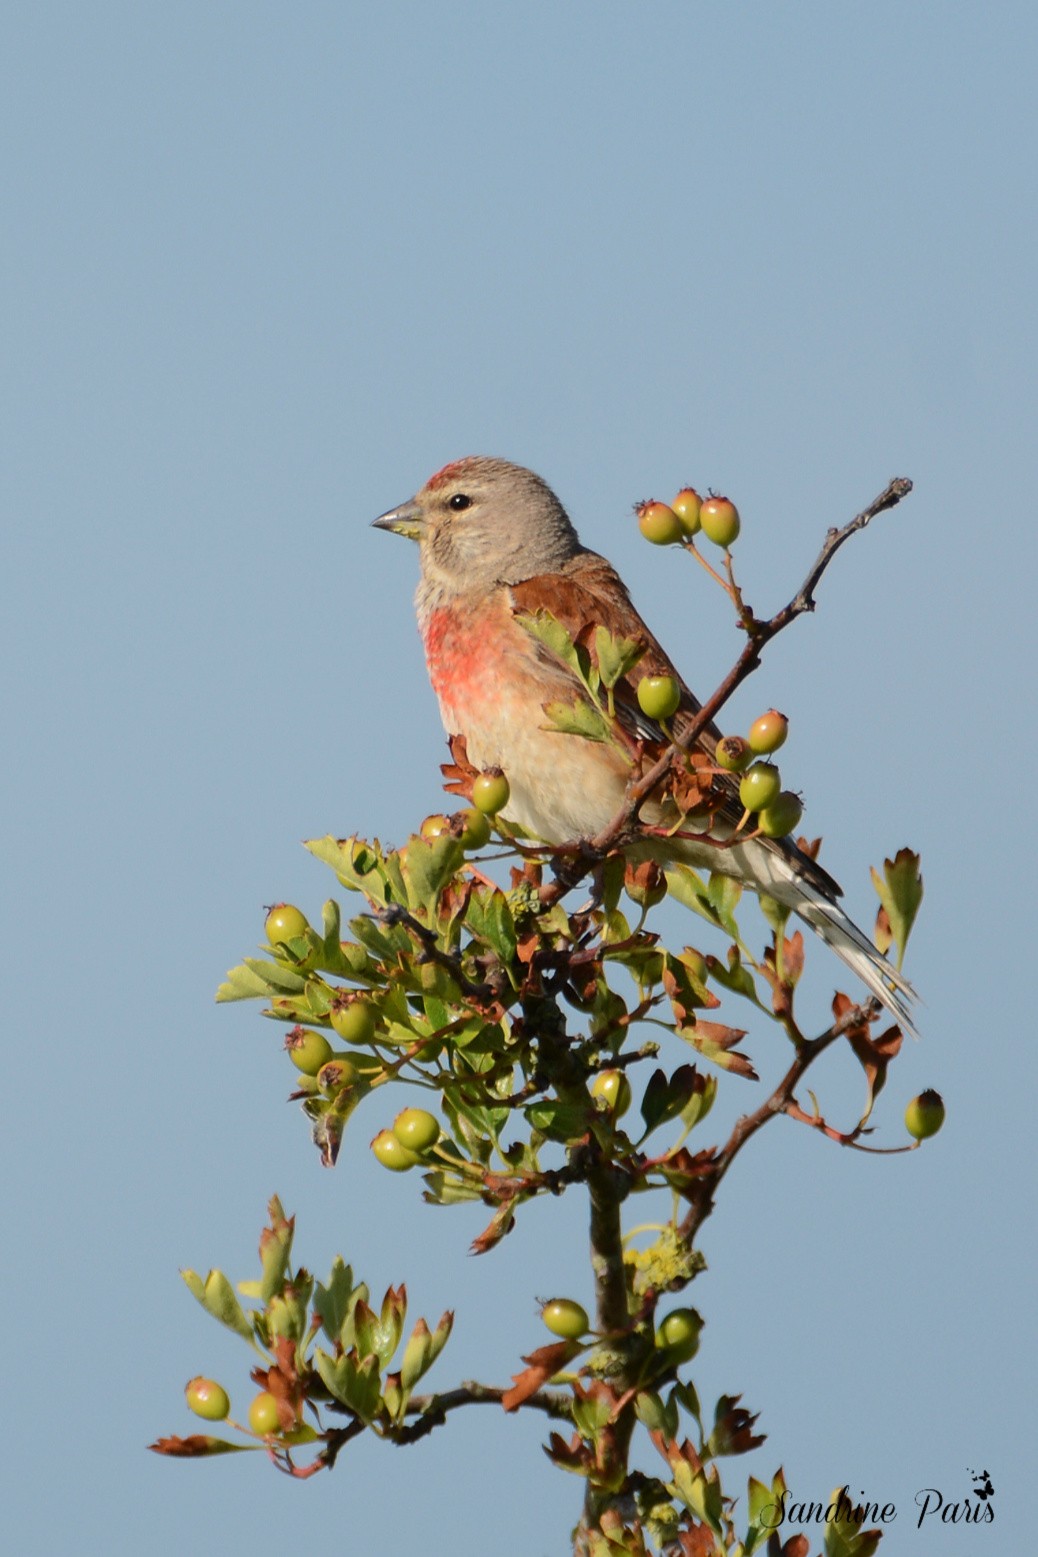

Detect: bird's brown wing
508,551,842,900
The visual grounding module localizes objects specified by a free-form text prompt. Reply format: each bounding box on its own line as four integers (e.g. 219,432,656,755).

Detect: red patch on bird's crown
425,457,478,490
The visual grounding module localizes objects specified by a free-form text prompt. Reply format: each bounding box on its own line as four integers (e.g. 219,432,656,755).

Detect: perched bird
374,456,916,1035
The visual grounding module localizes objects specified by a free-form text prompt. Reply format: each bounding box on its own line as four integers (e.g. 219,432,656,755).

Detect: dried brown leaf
502,1340,576,1412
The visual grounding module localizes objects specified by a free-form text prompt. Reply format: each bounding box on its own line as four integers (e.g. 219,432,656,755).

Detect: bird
373,455,916,1036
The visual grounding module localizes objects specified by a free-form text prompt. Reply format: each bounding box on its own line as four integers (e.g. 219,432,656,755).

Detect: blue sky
3,4,1033,1553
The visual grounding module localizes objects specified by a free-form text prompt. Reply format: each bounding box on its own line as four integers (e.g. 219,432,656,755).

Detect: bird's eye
448,493,472,512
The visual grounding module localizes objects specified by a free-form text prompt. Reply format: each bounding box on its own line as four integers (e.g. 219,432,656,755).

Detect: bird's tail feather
788,885,918,1040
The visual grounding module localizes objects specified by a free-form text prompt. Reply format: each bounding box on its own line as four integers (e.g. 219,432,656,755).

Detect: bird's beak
372,497,424,541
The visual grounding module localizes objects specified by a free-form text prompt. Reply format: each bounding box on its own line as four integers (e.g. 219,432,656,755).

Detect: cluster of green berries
636,488,740,549
371,1108,441,1171
419,770,510,851
713,709,803,837
184,1378,285,1438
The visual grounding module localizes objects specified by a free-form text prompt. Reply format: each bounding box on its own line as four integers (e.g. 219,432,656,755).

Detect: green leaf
708,947,763,1007
421,1170,484,1205
672,1379,702,1430
348,915,404,960
400,1319,432,1391
633,1390,669,1435
823,1488,884,1557
746,1475,780,1554
240,957,308,995
215,962,279,1003
313,1348,382,1423
542,699,612,743
466,886,518,964
427,1309,454,1367
305,835,401,907
573,1391,612,1439
180,1268,255,1343
758,895,791,943
599,854,626,913
239,1198,294,1302
664,865,721,928
871,848,923,970
399,834,466,914
524,1098,589,1141
706,872,743,940
594,625,645,689
519,610,593,683
313,1256,356,1343
639,1065,712,1135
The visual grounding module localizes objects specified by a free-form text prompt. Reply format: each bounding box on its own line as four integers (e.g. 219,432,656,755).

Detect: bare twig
677,997,883,1245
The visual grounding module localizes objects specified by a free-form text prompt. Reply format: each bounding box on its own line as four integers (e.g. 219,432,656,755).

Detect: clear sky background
3,4,1033,1554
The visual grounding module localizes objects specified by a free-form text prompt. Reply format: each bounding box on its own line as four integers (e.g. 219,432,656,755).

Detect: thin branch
677,997,882,1245
392,1381,572,1444
376,903,502,1007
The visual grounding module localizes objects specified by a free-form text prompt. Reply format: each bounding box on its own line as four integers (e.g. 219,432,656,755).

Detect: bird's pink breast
421,602,501,733
419,597,631,843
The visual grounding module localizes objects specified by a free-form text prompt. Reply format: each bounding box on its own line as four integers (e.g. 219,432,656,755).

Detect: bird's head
373,456,583,593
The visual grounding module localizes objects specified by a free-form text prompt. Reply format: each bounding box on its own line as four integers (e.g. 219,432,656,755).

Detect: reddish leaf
782,1537,810,1557
681,1017,757,1080
657,1146,719,1197
708,1394,765,1456
516,930,541,965
148,1434,254,1457
674,1524,716,1557
832,991,873,1038
668,756,718,816
544,1431,593,1473
470,1200,516,1256
761,931,805,1019
847,1022,904,1127
440,734,479,798
502,1340,576,1412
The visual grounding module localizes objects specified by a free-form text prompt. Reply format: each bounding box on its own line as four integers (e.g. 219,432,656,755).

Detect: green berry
265,903,308,945
699,496,740,547
757,790,803,838
905,1089,945,1140
248,1390,282,1436
748,709,789,754
419,813,451,839
672,487,702,535
329,997,377,1045
541,1298,589,1339
715,735,752,772
637,500,685,546
656,1307,703,1361
317,1057,359,1093
285,1026,334,1075
185,1377,230,1422
636,674,681,721
372,1129,420,1171
591,1069,631,1118
458,808,491,849
472,770,510,815
739,762,782,813
392,1107,441,1153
